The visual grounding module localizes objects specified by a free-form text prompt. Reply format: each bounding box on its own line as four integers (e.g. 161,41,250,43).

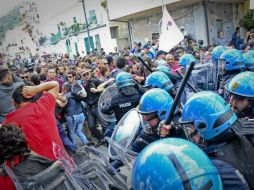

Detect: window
216,19,223,38
89,10,97,24
110,26,119,39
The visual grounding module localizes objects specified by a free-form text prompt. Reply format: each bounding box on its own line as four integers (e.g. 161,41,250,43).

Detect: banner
159,6,184,52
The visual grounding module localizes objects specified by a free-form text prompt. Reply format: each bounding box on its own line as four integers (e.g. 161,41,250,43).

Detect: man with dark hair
0,124,80,190
0,67,24,123
232,27,240,48
2,81,65,160
111,57,126,78
44,65,64,92
30,74,41,86
62,71,88,147
0,123,30,162
56,64,67,82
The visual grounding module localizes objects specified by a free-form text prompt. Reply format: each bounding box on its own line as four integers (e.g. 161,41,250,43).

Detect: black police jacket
101,85,144,124
206,123,254,189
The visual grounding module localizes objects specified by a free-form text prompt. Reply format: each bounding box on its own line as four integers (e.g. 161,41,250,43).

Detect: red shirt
0,92,65,190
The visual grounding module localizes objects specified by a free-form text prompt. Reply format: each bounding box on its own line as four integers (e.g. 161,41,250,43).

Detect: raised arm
22,81,59,100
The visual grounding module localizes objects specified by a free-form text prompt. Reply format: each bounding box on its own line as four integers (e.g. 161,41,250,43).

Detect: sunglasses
67,75,73,78
21,76,29,79
83,72,90,76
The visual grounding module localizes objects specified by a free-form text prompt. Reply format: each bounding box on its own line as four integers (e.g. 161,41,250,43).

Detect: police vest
208,136,254,188
111,89,143,123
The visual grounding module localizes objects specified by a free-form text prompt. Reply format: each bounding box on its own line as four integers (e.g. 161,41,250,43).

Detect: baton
137,56,153,73
166,61,195,125
176,70,198,93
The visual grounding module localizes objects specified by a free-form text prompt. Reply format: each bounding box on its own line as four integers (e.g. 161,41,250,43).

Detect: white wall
38,0,116,55
108,0,180,20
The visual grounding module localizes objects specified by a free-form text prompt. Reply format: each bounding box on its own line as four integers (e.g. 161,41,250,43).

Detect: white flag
159,6,184,52
251,0,254,9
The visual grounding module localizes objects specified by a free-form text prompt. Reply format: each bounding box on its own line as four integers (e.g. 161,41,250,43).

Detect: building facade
107,0,249,47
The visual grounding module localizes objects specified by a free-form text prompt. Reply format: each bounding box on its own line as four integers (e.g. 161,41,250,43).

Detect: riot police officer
101,72,144,134
211,45,227,90
211,45,227,64
132,138,223,190
243,50,254,71
218,49,246,100
225,71,254,119
144,71,177,98
180,91,254,189
131,88,182,153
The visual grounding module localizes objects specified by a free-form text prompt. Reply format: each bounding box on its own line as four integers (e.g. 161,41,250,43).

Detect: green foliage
100,0,107,9
240,10,254,30
0,6,22,43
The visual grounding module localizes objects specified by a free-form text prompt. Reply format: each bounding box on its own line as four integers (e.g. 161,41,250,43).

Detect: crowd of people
0,26,254,190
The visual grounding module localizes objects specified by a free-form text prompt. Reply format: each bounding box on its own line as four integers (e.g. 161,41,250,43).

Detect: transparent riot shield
107,108,145,169
5,156,83,190
53,143,127,190
190,62,217,91
98,84,118,122
71,147,128,190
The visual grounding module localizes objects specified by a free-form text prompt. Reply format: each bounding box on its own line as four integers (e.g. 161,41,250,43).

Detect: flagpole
161,0,165,12
158,0,165,34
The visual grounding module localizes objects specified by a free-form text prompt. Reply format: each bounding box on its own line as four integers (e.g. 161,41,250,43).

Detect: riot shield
190,62,217,91
53,142,127,190
98,84,118,122
107,109,145,169
71,147,128,190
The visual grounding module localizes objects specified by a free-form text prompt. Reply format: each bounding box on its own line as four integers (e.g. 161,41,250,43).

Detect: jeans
57,120,77,152
104,121,116,138
66,113,88,145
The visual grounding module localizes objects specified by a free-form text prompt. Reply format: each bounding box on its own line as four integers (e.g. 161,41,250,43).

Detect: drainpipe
203,0,210,45
80,0,92,53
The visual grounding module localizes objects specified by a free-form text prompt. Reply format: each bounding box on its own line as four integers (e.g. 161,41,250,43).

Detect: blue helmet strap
167,153,213,190
199,181,213,190
167,153,192,190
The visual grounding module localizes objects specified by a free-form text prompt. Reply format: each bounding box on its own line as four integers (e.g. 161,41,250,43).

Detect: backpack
71,82,87,101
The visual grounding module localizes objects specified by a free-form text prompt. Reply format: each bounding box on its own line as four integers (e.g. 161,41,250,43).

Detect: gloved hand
158,120,173,137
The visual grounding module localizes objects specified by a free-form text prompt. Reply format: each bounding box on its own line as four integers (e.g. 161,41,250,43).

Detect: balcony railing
49,22,105,45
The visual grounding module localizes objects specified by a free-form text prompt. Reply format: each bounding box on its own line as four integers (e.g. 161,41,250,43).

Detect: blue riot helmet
179,54,196,68
180,91,237,140
115,72,135,90
218,49,245,73
225,71,254,98
211,46,226,63
242,50,254,71
145,71,174,91
137,88,173,121
156,65,171,75
132,138,223,190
